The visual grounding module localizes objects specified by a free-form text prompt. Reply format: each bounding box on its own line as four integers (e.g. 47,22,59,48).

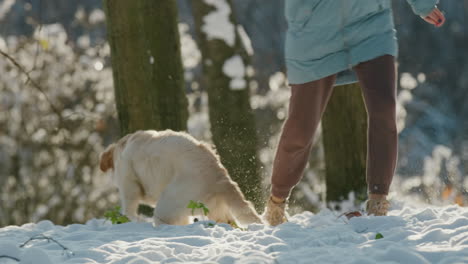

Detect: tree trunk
191,0,263,210
104,0,188,217
322,83,367,204
103,0,188,135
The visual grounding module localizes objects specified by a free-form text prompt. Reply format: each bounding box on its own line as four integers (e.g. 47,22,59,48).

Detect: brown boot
263,197,288,226
366,198,390,216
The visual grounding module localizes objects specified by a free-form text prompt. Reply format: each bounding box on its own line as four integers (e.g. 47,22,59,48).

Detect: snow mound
1,202,467,264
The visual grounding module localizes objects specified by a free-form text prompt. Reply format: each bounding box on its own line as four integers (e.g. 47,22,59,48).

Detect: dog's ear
100,144,115,172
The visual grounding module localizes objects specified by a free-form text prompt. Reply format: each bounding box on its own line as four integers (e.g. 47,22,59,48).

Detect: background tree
322,83,368,204
191,0,263,209
103,0,188,135
103,0,188,216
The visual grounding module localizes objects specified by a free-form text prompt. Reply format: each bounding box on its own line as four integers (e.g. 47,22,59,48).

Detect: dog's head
99,143,115,172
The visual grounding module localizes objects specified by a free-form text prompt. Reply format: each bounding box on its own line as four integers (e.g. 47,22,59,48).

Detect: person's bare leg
354,55,397,216
265,75,336,225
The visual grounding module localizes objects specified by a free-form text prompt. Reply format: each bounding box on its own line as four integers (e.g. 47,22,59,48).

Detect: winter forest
0,0,468,263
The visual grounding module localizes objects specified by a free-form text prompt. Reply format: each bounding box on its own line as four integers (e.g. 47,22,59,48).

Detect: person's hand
422,7,445,27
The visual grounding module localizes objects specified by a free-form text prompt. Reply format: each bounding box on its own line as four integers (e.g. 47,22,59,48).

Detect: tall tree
103,0,188,135
322,83,367,203
191,0,263,209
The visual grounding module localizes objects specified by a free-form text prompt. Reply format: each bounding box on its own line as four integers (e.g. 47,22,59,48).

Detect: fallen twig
20,234,74,257
0,255,20,262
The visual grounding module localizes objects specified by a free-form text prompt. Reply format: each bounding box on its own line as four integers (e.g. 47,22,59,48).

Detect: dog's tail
221,180,263,227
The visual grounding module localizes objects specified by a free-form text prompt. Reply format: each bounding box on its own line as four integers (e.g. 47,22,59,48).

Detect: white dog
100,130,263,227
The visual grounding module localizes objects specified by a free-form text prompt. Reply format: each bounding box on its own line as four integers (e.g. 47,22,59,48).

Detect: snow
222,55,246,90
178,23,201,70
1,201,467,264
0,36,6,51
268,72,287,92
0,0,15,21
94,61,104,71
237,25,254,56
417,73,427,83
202,0,235,47
400,72,418,90
88,9,105,25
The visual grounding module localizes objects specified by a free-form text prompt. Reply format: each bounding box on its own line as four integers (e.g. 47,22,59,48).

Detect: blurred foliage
0,24,120,226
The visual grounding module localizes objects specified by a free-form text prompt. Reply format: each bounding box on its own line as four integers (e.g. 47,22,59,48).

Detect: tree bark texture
322,83,368,203
191,0,263,210
103,0,188,136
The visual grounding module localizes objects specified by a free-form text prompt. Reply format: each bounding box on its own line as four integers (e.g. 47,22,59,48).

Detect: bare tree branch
0,48,62,119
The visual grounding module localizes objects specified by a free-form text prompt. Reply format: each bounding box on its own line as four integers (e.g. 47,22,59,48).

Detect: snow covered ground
1,200,468,264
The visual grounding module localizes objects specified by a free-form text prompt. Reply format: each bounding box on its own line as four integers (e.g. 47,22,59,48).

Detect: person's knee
281,112,315,145
280,124,313,151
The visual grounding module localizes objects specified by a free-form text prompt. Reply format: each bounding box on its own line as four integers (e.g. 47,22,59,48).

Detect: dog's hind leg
206,198,235,224
152,180,195,227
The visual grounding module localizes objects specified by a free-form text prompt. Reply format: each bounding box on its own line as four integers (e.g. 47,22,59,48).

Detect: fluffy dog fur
100,130,262,227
